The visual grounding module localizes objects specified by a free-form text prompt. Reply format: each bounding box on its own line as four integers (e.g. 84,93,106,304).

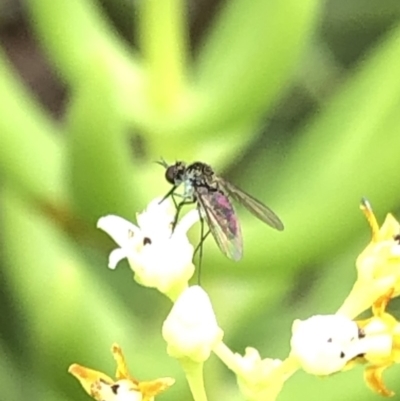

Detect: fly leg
160,187,194,232
172,197,196,232
159,186,178,205
193,210,211,284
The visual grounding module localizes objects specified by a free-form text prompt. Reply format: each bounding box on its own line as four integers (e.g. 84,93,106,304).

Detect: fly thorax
182,179,196,200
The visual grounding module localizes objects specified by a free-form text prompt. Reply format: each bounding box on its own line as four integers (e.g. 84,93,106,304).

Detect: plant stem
181,359,208,401
275,355,300,380
213,341,240,374
165,282,188,302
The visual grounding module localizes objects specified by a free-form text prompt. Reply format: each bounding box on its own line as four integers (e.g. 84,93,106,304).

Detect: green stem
165,282,188,303
138,0,188,113
212,341,241,374
181,359,208,401
275,355,300,380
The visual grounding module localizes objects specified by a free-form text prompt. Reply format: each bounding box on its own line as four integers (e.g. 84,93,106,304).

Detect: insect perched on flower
158,160,284,262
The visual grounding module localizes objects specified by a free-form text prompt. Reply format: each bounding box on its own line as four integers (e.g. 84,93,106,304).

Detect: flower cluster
69,197,400,401
290,199,400,397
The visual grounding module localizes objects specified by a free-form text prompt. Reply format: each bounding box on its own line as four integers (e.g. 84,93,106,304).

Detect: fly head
165,161,187,185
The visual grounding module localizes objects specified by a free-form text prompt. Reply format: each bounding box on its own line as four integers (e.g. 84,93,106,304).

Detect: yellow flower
355,290,400,397
357,200,400,292
69,344,174,401
337,199,400,318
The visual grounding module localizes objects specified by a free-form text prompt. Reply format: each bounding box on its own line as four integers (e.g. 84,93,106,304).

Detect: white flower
162,286,224,362
97,198,199,296
290,315,368,375
359,317,393,361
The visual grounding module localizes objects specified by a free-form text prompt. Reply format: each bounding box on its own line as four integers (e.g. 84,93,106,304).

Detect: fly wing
218,179,284,231
195,187,243,261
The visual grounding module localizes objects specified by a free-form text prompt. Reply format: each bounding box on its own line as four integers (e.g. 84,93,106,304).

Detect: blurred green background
1,0,400,400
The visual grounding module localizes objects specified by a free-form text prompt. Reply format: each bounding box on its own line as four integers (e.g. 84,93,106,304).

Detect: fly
158,160,284,262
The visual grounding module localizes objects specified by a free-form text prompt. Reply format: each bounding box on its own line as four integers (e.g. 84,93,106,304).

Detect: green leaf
0,49,66,206
65,60,139,222
209,23,400,279
25,0,142,85
191,0,321,132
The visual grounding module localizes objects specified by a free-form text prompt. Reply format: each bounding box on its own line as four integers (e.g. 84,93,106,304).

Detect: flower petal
364,364,394,397
137,378,175,399
136,198,175,241
109,248,130,269
128,237,195,295
68,364,114,397
98,216,140,249
173,209,200,237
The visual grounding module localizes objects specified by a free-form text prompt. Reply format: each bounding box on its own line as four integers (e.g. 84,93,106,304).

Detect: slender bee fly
158,160,284,262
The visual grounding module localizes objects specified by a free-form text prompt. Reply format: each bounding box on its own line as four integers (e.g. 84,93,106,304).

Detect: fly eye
165,166,176,184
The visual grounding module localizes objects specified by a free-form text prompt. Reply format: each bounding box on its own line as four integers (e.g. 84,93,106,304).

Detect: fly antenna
155,158,169,168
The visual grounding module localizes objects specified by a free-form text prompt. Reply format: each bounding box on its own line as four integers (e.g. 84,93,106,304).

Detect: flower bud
235,347,284,401
162,286,223,362
290,315,366,375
